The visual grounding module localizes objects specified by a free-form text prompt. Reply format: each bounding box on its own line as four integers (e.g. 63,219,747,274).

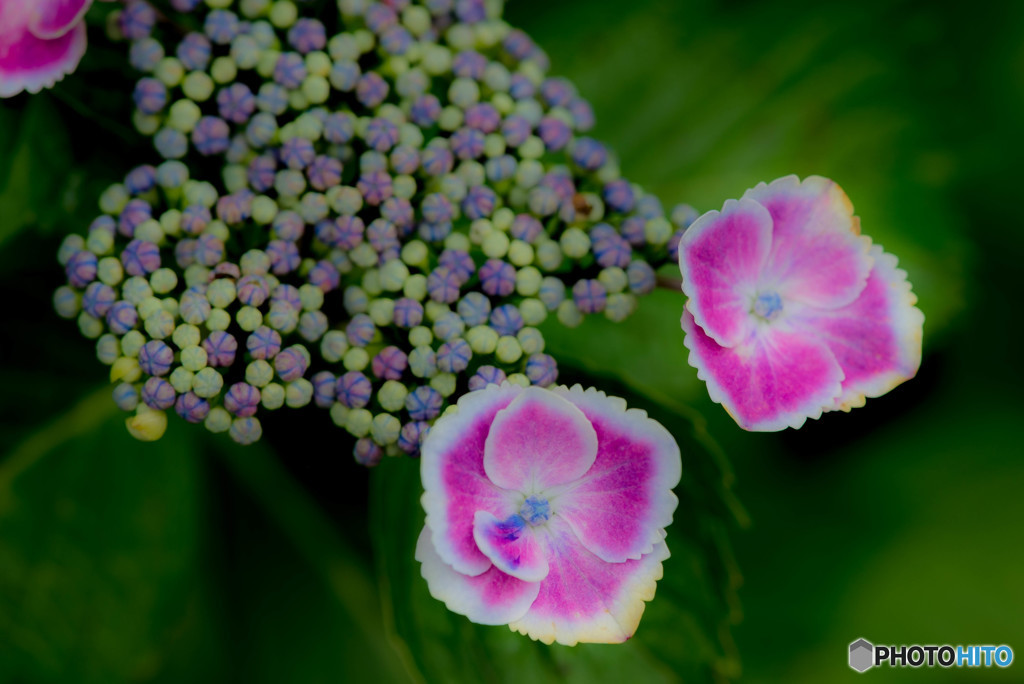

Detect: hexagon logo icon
850,638,874,672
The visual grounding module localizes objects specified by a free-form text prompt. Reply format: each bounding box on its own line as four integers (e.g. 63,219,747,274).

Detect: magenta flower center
519,495,551,525
753,291,783,321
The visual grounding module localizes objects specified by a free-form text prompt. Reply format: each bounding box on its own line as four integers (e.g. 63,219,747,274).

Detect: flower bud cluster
56,0,697,463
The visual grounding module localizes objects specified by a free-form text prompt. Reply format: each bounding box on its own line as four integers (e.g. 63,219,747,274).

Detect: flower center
519,495,551,525
753,292,783,321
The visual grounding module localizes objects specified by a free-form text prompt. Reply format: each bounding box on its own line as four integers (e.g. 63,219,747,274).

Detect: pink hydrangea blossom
0,0,97,98
679,175,924,431
417,383,681,645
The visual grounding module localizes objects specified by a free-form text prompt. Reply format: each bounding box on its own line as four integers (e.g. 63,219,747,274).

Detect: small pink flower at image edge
0,0,100,98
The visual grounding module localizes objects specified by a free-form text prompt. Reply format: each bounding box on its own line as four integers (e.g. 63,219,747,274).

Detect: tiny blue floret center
753,292,783,321
519,496,551,525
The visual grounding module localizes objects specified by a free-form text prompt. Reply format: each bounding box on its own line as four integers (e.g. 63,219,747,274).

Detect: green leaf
539,288,702,405
370,368,744,683
0,390,204,684
207,436,417,684
0,97,73,248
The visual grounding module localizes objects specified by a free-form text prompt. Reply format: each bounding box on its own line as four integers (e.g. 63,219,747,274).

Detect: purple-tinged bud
138,340,174,376
247,325,282,360
372,346,408,380
593,234,632,268
203,331,238,367
526,353,558,387
420,145,454,176
118,199,152,237
410,94,442,127
572,137,608,171
122,240,161,276
107,301,138,335
356,72,389,109
288,18,327,54
436,339,471,373
462,185,496,220
393,298,424,328
266,239,300,274
439,249,476,283
489,304,524,336
336,371,373,408
508,73,535,100
308,261,340,292
540,77,575,108
142,376,177,410
537,117,571,152
217,83,255,124
354,437,382,467
422,193,454,224
192,117,230,156
621,216,647,246
478,259,515,297
426,266,461,303
453,50,488,80
204,9,239,44
195,234,225,267
469,365,506,391
457,292,490,326
346,314,376,347
357,171,394,206
224,382,261,417
274,52,307,88
82,282,116,318
312,371,336,408
568,97,596,131
133,78,167,114
120,1,156,40
237,275,269,306
177,33,212,71
450,127,485,160
398,421,430,454
248,155,277,192
180,205,212,236
175,391,210,423
405,385,443,421
324,112,356,144
572,279,607,314
274,345,309,382
627,260,656,295
280,137,316,170
66,250,98,288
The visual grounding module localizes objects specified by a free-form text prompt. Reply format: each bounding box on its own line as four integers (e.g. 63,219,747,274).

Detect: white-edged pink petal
473,511,549,582
0,19,86,98
416,525,540,626
682,308,844,431
742,175,872,310
679,197,773,347
548,385,680,563
30,0,93,39
421,384,522,576
483,386,598,492
803,244,924,411
508,517,669,645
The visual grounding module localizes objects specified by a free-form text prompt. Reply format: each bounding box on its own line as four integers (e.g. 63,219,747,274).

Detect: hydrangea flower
417,383,681,645
678,175,924,430
0,0,104,97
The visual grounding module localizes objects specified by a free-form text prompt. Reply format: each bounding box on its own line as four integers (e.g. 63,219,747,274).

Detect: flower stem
656,274,682,291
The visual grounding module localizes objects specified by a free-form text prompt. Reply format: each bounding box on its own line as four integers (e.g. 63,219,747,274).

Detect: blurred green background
2,0,1022,682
